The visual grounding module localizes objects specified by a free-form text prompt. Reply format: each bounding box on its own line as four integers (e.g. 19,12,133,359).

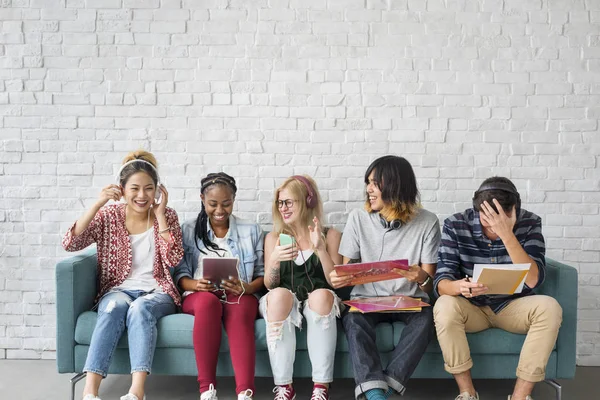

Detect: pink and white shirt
62,203,184,305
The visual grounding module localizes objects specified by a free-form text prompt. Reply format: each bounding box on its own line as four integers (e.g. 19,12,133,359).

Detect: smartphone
279,233,295,247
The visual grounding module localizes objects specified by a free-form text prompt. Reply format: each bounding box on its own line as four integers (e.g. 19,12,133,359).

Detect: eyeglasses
276,199,296,209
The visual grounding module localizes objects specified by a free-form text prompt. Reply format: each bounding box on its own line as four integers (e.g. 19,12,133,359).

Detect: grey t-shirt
338,208,441,302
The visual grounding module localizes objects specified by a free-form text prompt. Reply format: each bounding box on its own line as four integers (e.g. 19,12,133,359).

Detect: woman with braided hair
174,173,265,400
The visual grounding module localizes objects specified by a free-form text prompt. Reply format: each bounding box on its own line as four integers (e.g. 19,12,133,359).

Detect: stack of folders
344,296,430,314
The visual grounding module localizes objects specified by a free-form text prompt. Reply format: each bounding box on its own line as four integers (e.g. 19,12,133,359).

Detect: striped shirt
433,208,546,313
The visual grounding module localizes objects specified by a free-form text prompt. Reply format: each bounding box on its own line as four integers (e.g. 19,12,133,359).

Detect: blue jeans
341,307,434,399
84,289,176,377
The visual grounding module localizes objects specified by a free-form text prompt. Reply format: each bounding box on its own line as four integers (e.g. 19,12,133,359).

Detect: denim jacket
173,215,265,290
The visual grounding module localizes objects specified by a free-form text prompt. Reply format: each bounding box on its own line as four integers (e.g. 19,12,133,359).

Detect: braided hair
194,172,238,255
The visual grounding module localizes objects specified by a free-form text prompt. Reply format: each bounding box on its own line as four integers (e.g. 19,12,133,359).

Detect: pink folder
343,296,430,313
335,259,409,287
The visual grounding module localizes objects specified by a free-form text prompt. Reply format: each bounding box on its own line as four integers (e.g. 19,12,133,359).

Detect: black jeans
342,307,435,399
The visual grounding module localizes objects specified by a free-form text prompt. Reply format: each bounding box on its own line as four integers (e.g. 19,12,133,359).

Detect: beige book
473,263,531,295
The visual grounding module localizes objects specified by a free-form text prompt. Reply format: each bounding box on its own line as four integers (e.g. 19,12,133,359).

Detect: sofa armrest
55,249,98,373
535,258,578,379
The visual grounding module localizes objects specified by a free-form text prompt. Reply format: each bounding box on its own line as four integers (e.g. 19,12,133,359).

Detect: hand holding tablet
201,257,240,289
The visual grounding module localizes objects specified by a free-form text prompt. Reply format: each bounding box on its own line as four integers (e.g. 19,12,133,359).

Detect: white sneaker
508,396,533,400
456,392,479,400
82,395,101,400
119,394,145,400
200,384,218,400
238,389,253,400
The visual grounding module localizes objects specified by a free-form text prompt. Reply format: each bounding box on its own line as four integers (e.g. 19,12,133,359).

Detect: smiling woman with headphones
329,155,441,400
261,175,343,400
61,150,184,400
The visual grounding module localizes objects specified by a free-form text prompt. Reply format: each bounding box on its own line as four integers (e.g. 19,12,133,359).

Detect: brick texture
0,0,599,366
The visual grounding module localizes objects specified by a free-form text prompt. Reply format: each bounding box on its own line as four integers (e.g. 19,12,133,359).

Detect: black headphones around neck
379,214,402,231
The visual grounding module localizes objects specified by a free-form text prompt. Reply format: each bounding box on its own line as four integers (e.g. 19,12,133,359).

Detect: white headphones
115,159,162,204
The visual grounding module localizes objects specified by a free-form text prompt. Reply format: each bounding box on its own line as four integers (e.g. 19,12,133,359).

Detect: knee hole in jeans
307,289,334,316
266,288,295,321
102,297,131,314
266,320,288,352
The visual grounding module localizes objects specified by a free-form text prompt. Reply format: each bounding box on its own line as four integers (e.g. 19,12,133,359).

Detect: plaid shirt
433,208,546,313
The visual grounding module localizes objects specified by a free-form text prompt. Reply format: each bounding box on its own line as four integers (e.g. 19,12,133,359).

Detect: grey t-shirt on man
338,207,441,303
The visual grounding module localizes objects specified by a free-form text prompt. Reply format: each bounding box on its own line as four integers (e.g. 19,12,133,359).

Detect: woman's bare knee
266,288,294,321
307,289,334,316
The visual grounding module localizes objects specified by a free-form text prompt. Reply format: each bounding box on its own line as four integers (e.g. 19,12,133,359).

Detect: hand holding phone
279,233,295,246
270,233,298,263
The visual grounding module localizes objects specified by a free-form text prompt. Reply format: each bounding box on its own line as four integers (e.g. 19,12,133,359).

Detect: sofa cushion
74,312,396,352
75,312,552,355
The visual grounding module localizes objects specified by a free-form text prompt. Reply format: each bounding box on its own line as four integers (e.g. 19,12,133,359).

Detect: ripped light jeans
84,289,176,377
258,288,342,385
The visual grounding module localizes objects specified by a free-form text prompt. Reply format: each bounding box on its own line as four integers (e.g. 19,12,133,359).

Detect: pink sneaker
272,384,296,400
311,384,330,400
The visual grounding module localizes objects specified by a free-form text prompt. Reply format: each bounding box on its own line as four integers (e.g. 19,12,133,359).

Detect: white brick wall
0,0,599,365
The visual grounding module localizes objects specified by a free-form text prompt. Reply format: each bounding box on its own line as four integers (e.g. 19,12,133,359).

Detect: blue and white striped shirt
433,208,546,313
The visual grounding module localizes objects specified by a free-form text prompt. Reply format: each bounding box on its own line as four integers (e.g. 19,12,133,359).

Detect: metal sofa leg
544,379,562,400
70,372,86,400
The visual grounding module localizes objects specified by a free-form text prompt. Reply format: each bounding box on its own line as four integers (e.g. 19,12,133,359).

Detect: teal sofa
56,249,576,400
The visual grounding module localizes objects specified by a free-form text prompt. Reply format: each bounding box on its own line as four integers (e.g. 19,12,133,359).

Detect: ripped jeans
258,288,342,385
84,289,176,377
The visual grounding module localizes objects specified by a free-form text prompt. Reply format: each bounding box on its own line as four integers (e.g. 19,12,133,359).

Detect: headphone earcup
306,193,316,209
154,182,162,204
389,219,402,230
379,215,401,230
379,214,388,229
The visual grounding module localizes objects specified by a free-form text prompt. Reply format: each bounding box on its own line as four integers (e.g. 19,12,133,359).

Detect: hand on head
479,199,516,240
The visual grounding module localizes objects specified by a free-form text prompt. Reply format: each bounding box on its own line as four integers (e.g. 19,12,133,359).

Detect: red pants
182,291,258,394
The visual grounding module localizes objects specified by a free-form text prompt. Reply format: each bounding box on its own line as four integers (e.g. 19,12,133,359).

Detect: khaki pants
433,295,562,382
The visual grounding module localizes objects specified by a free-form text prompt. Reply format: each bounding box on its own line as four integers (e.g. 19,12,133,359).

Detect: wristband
418,275,432,287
